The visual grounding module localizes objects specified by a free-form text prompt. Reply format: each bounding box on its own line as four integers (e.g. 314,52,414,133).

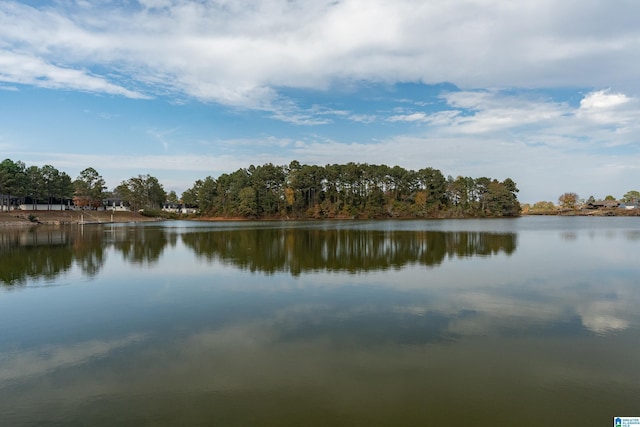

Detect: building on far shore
162,203,197,214
18,203,69,211
619,202,639,210
102,198,131,212
584,200,620,210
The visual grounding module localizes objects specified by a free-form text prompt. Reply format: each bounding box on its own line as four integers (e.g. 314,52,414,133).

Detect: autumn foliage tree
558,192,579,210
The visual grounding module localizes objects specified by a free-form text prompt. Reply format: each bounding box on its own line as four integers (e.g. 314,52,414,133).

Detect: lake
1,216,639,426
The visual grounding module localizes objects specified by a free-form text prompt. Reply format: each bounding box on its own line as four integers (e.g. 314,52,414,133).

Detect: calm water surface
1,217,639,426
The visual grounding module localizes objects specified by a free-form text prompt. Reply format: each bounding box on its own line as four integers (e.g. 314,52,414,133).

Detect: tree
25,166,44,209
74,167,106,209
55,172,74,210
416,167,447,210
117,174,166,212
250,163,285,216
197,176,217,213
289,164,325,213
447,176,475,213
181,180,202,210
113,182,133,210
41,165,61,210
483,179,521,216
558,192,579,210
166,190,179,205
237,186,257,217
0,159,26,211
622,191,640,203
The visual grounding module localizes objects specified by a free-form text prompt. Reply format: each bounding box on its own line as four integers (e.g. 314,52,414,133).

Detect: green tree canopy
116,174,166,211
182,161,521,219
0,159,26,209
166,190,179,205
623,190,640,203
74,167,106,208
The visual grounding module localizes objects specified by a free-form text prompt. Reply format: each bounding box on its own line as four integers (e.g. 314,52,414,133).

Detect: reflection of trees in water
1,226,516,285
111,227,175,265
0,227,102,286
0,243,73,285
445,231,517,258
1,226,174,286
72,230,106,278
182,229,517,276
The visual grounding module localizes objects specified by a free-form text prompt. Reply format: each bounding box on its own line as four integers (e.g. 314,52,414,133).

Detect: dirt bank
0,210,162,226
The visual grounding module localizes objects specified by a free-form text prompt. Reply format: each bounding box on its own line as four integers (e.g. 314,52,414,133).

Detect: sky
1,0,639,204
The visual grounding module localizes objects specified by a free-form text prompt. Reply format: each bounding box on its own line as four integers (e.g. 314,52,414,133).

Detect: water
1,217,639,426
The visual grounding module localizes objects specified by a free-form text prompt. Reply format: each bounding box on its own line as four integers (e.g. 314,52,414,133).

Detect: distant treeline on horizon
1,158,521,218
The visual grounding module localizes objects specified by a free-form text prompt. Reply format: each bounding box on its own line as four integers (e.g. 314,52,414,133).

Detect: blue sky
1,0,640,203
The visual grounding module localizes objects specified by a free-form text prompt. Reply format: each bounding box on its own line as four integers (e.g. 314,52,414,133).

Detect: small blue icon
616,418,622,427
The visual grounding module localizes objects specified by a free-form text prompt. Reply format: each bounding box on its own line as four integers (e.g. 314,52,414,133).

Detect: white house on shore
18,203,70,211
162,203,197,214
102,198,131,212
14,200,131,212
619,202,639,210
5,199,198,214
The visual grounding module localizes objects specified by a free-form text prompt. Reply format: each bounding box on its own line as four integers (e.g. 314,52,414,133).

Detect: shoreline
523,209,640,217
0,210,161,227
2,208,638,228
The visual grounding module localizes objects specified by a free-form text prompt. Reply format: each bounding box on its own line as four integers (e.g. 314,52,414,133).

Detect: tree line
182,161,521,218
0,159,168,212
526,190,640,213
1,158,521,218
1,159,75,210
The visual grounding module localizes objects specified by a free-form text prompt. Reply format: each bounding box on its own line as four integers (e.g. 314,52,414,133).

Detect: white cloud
436,91,568,133
388,112,429,123
381,89,640,148
580,90,630,110
348,114,378,124
139,0,175,9
576,89,638,126
0,50,148,98
268,102,348,125
1,0,639,108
